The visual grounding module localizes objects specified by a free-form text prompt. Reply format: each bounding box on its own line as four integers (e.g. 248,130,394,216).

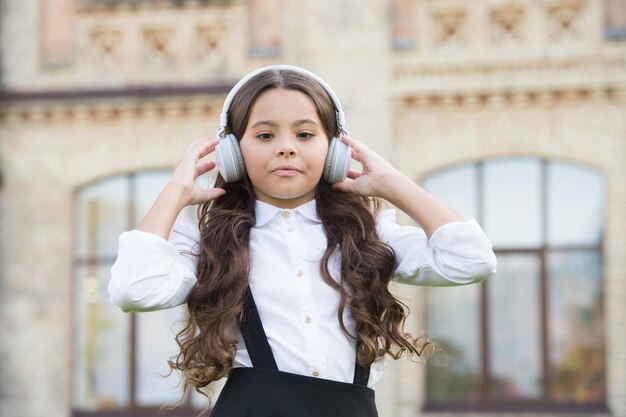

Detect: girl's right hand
168,137,226,207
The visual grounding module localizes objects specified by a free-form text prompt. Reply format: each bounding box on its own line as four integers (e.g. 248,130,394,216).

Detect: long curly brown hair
166,69,433,412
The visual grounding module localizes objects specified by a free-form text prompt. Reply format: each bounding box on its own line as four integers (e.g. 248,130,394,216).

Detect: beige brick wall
1,0,624,416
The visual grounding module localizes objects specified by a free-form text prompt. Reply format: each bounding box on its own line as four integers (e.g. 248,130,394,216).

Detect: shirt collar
254,199,322,227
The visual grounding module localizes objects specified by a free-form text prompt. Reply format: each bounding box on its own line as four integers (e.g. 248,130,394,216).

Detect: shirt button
282,211,290,219
312,369,320,377
296,270,304,277
287,227,295,232
305,316,312,323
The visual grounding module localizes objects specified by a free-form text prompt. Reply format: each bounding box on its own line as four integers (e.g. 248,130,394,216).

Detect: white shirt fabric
108,199,497,389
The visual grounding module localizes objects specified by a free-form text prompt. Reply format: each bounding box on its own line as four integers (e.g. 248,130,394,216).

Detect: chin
271,192,312,201
265,188,316,202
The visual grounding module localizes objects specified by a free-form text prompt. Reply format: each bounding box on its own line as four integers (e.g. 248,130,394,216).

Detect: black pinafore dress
209,286,379,417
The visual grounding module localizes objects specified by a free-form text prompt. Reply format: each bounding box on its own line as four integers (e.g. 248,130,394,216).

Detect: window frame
72,171,203,417
423,158,608,413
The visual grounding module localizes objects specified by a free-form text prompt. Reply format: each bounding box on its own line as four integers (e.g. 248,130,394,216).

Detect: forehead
249,88,320,120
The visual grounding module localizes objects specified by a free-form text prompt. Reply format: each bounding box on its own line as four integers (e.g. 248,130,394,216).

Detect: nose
276,136,297,158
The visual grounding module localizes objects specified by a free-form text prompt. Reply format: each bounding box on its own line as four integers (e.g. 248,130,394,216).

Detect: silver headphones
214,65,352,184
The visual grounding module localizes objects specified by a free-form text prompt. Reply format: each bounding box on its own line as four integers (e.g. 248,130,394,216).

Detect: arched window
422,158,606,412
73,170,206,415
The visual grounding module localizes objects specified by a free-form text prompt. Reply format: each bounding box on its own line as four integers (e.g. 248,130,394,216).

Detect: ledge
0,82,233,104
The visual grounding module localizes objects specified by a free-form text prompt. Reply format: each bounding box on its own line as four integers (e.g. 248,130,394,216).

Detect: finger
347,170,362,180
183,138,218,162
342,140,365,163
194,136,214,143
197,138,220,159
201,137,219,146
203,187,226,202
195,161,217,178
340,134,355,146
332,180,355,194
190,137,215,150
189,136,217,150
341,135,368,153
343,136,374,165
350,150,365,164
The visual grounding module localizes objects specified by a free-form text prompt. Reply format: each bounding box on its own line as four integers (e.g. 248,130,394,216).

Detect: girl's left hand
332,135,398,198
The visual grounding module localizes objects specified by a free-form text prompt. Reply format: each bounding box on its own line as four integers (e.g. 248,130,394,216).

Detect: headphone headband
216,65,347,138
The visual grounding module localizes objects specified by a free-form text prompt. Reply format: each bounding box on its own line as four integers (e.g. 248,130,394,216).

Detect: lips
272,165,302,172
272,164,302,176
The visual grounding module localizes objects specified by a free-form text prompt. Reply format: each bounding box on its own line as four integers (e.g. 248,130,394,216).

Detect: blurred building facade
0,0,624,416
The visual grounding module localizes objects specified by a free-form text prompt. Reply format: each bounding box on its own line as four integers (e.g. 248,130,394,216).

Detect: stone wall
0,0,624,416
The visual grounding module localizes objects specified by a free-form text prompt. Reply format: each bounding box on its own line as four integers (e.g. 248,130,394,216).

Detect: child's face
239,88,330,209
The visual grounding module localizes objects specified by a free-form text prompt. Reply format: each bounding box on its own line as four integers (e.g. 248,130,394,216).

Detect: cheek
240,139,263,169
309,142,330,171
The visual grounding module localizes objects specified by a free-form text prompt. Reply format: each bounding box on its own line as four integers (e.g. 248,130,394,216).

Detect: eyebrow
250,119,320,129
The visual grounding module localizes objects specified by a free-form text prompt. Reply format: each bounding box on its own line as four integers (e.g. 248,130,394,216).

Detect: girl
108,65,497,417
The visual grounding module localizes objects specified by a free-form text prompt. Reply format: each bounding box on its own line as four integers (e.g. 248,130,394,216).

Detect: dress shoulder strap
239,286,279,370
238,285,371,386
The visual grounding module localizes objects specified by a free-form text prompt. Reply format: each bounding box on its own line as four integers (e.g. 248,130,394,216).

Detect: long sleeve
108,215,201,312
377,209,497,286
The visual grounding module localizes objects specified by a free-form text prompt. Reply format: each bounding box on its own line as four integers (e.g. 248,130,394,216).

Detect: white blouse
108,199,497,389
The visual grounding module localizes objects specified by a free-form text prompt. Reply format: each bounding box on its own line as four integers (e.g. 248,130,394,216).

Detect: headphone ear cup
323,137,351,184
215,134,246,182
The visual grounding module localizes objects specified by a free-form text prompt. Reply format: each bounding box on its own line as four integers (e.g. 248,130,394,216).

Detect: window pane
136,306,189,405
422,163,478,221
134,170,199,228
489,253,542,400
548,162,604,246
74,262,130,410
75,176,129,259
427,284,481,403
133,170,173,228
484,158,542,248
548,250,604,403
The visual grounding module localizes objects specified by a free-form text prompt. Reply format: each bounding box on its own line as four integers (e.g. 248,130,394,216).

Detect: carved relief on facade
546,1,585,42
397,87,626,112
0,97,222,125
87,27,124,67
193,24,228,75
489,5,526,45
142,27,177,68
37,1,236,84
431,8,469,48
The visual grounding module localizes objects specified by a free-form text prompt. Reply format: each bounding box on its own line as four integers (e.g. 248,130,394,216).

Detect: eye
256,133,273,141
297,132,314,140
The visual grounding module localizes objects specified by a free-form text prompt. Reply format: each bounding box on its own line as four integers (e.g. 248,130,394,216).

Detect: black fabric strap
238,286,279,370
353,356,371,387
238,285,371,386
